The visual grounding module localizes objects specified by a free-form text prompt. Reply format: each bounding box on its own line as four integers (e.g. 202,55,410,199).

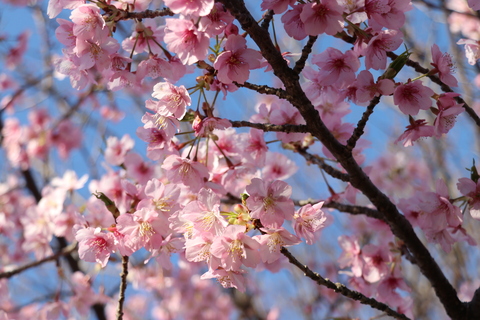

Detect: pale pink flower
431,44,458,87
261,152,298,181
312,48,360,88
293,202,329,245
74,36,120,71
193,116,232,137
393,80,434,115
48,0,84,18
136,56,173,81
165,0,214,16
338,235,363,277
395,118,434,147
243,129,268,167
300,0,344,36
151,234,185,269
366,0,411,30
6,31,30,70
151,81,191,119
181,188,228,235
210,224,261,270
214,35,262,84
124,153,155,185
246,178,295,228
256,227,300,263
104,134,135,166
70,4,106,41
162,155,209,191
201,268,247,292
76,227,115,267
50,170,88,192
164,18,210,65
457,39,480,65
122,20,165,56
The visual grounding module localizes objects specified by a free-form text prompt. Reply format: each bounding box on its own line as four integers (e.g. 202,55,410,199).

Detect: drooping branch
0,243,77,279
346,95,381,152
280,247,411,320
218,0,464,318
230,120,308,133
116,256,129,320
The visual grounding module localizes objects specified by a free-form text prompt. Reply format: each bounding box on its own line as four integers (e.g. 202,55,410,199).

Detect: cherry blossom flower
50,170,88,192
76,227,115,267
164,18,210,65
293,202,329,245
393,80,434,115
201,268,247,292
311,48,360,88
468,0,480,10
214,35,262,84
395,118,434,147
353,70,395,105
104,134,135,166
164,0,214,17
199,3,235,36
361,244,392,283
338,235,363,277
281,4,308,40
70,4,106,41
210,224,261,270
363,29,403,70
246,178,295,228
162,155,209,191
151,81,191,119
300,0,344,36
433,92,464,136
457,177,480,219
256,227,300,263
430,44,458,87
261,0,295,14
457,39,480,65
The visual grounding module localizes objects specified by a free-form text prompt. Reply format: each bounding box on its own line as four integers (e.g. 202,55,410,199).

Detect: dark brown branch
219,0,464,318
323,201,385,222
260,10,274,30
233,81,288,98
293,36,318,74
295,147,350,182
0,243,77,279
280,247,411,320
346,95,381,152
101,5,174,22
230,120,308,133
116,256,129,320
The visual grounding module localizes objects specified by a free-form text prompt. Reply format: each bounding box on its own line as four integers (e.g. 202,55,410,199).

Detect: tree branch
280,247,411,320
0,243,77,279
295,147,350,182
233,81,288,98
219,0,464,318
346,95,381,152
293,36,318,74
116,256,129,320
230,120,308,133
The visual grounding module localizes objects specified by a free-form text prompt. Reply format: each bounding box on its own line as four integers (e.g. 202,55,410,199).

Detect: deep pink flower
300,0,344,36
363,29,403,70
457,177,480,219
393,80,434,115
353,70,395,105
282,4,308,40
433,92,464,136
395,118,434,147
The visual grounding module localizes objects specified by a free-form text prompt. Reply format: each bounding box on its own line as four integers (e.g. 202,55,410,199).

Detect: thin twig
323,201,385,221
346,96,381,152
116,255,129,320
233,81,288,98
260,10,274,30
293,36,318,74
280,247,411,320
0,243,77,279
230,120,308,133
295,147,350,182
